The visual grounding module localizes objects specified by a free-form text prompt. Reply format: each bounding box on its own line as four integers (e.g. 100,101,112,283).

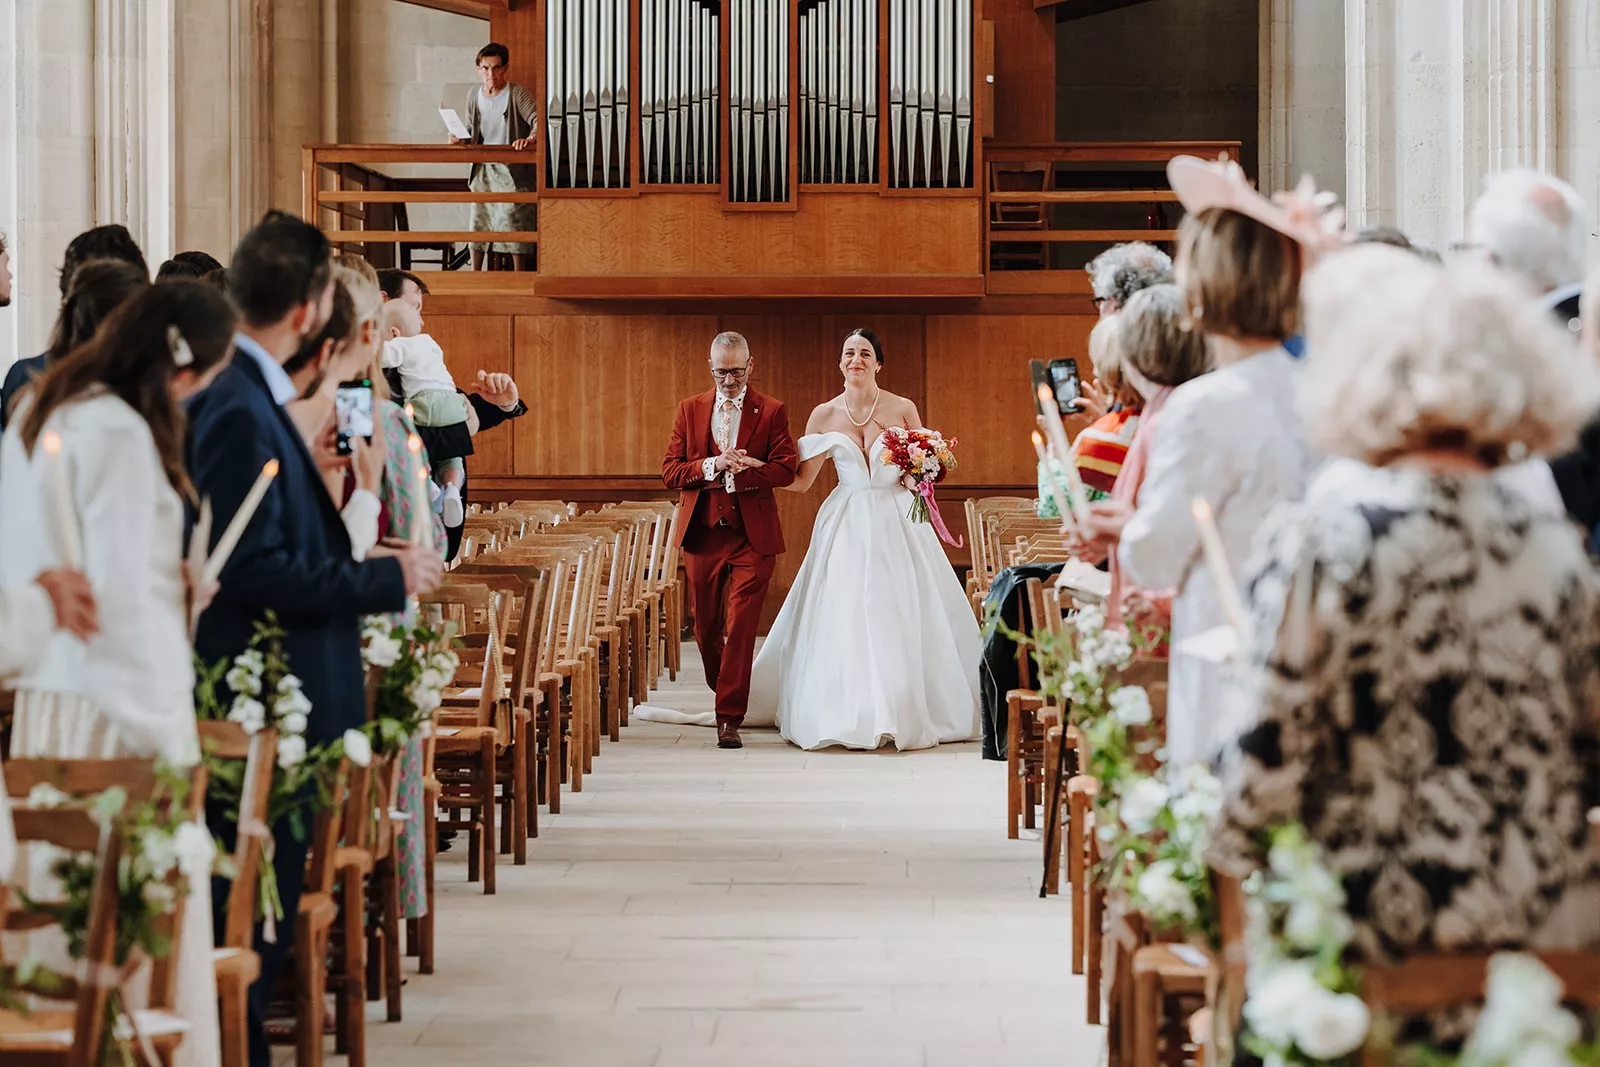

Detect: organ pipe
799,0,878,185
546,0,632,188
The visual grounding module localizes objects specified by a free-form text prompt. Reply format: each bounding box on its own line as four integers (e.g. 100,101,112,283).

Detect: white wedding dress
747,431,982,750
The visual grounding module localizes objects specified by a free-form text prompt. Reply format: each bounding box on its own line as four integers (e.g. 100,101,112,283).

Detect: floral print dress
1208,463,1600,1045
372,399,446,919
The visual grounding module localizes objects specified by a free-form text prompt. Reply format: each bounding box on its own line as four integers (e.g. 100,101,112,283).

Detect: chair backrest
450,563,553,710
4,757,178,1063
304,759,350,897
1361,951,1600,1016
197,722,280,952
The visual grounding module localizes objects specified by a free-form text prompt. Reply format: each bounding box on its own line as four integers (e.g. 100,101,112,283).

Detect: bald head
1469,169,1589,294
380,298,422,340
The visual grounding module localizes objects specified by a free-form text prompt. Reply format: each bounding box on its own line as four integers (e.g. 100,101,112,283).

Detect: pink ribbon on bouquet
919,483,963,548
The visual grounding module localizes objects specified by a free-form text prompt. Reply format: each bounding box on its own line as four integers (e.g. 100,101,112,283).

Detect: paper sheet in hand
1174,624,1239,664
439,108,470,140
1055,560,1111,601
1169,945,1210,968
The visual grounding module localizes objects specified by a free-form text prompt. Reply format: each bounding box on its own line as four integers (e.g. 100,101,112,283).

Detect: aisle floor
340,649,1096,1066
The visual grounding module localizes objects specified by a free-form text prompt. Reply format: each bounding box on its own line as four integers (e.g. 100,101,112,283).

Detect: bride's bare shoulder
806,397,843,434
878,391,922,428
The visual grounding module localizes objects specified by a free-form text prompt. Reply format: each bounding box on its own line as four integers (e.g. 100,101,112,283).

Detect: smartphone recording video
335,378,375,457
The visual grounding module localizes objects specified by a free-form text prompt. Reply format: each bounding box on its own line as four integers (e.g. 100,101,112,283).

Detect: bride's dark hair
844,327,884,365
20,280,237,501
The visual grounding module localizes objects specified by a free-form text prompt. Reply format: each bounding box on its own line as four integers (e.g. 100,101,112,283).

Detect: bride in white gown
746,329,982,751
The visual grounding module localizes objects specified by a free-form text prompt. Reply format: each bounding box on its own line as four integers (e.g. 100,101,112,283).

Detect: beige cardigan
464,81,539,189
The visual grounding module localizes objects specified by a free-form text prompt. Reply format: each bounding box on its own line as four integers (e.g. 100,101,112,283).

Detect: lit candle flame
40,431,63,457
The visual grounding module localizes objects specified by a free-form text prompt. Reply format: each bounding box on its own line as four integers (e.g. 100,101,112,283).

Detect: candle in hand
39,432,83,569
202,459,280,586
409,435,434,551
1032,431,1078,533
1035,386,1092,524
1190,496,1249,636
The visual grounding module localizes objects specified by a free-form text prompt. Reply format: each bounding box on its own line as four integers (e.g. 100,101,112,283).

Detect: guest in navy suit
188,212,444,1067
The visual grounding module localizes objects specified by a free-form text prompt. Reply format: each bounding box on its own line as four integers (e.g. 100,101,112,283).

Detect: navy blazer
187,352,408,744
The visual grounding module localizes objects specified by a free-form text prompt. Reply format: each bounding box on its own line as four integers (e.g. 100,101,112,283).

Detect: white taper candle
38,432,83,569
409,435,434,551
202,460,280,586
1031,432,1078,534
1191,496,1248,636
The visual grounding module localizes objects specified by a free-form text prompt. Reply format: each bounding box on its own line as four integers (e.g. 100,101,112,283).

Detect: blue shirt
232,332,298,406
1282,334,1306,359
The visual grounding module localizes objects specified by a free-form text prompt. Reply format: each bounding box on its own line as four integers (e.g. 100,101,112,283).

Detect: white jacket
0,391,199,765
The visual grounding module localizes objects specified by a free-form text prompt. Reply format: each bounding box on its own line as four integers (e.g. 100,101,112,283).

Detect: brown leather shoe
717,722,743,749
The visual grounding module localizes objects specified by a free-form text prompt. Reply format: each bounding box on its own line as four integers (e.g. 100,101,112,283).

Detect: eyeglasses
710,366,751,380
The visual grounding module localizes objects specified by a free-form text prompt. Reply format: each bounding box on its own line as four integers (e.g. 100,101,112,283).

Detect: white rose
173,822,217,881
1505,1041,1581,1067
1470,954,1581,1060
277,734,307,770
1110,686,1152,726
138,827,180,878
1244,959,1324,1046
274,687,313,721
280,712,308,737
225,664,261,697
1119,777,1169,832
411,685,442,714
1134,859,1196,922
364,633,402,668
1284,899,1339,951
141,879,179,913
343,728,373,768
227,697,267,734
26,783,71,808
1290,990,1371,1060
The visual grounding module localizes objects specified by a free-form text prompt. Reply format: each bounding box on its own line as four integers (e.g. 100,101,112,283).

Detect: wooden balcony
302,137,1239,300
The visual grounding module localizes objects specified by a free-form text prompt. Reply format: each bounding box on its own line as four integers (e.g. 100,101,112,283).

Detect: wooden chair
294,758,350,1067
1005,577,1054,839
426,582,509,894
198,723,279,1067
0,757,192,1066
1359,952,1600,1067
330,758,376,1067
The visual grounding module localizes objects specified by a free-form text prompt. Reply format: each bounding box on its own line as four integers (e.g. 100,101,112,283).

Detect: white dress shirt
381,333,459,398
701,390,746,492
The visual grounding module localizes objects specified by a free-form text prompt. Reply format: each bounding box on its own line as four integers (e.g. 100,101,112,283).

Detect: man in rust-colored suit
662,331,799,749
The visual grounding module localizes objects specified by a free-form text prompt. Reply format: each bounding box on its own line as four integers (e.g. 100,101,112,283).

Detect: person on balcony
451,42,538,273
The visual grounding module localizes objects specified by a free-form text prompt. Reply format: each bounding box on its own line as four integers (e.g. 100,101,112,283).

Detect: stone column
1344,0,1562,251
1258,0,1347,201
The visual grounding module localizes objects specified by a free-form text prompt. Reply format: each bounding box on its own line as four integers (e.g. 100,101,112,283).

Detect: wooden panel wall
539,194,983,278
428,296,1092,625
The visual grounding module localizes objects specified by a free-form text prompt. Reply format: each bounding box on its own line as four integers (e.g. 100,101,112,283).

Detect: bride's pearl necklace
845,389,881,428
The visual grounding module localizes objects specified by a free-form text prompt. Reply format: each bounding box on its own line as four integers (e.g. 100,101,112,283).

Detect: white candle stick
1191,496,1249,637
202,460,280,586
1032,432,1079,533
1035,385,1092,525
38,432,83,569
409,435,434,551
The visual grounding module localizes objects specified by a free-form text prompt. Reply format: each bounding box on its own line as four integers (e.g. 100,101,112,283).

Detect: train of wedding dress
744,431,981,750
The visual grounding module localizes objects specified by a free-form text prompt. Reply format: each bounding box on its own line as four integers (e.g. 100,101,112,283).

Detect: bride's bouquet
879,426,963,547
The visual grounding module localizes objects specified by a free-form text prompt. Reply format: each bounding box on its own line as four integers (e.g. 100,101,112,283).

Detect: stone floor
288,648,1097,1066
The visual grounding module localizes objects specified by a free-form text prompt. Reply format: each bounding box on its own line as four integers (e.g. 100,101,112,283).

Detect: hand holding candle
408,435,435,552
1035,386,1093,527
39,432,84,569
201,459,280,587
1191,496,1250,639
1032,431,1078,533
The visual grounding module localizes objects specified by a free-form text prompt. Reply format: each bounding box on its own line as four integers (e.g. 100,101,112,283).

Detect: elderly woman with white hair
1209,245,1600,1047
1086,240,1174,318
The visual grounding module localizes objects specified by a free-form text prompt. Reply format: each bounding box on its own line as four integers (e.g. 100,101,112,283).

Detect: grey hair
1302,244,1600,464
710,330,749,355
1086,242,1174,310
1468,169,1590,293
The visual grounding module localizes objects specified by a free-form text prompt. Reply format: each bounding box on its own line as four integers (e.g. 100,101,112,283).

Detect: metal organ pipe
545,0,631,188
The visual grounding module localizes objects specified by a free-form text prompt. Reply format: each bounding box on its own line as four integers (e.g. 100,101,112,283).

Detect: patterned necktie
717,399,736,451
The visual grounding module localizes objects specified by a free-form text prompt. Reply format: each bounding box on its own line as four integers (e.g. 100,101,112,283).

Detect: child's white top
381,334,458,398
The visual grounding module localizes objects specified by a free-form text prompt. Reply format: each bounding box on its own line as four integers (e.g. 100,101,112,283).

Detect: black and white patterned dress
1209,463,1600,1041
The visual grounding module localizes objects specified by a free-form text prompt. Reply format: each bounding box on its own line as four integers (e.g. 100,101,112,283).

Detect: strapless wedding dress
747,431,982,750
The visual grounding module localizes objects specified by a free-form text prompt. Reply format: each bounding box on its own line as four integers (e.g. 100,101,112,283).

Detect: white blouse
0,391,199,766
1118,347,1312,767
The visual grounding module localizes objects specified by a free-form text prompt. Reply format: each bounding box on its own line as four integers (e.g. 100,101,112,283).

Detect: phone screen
335,379,375,456
1048,359,1081,415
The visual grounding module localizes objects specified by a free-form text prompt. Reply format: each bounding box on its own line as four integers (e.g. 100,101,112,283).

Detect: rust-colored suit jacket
661,389,800,556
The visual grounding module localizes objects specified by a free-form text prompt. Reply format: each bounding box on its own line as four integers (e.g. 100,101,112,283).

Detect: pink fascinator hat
1166,155,1346,258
